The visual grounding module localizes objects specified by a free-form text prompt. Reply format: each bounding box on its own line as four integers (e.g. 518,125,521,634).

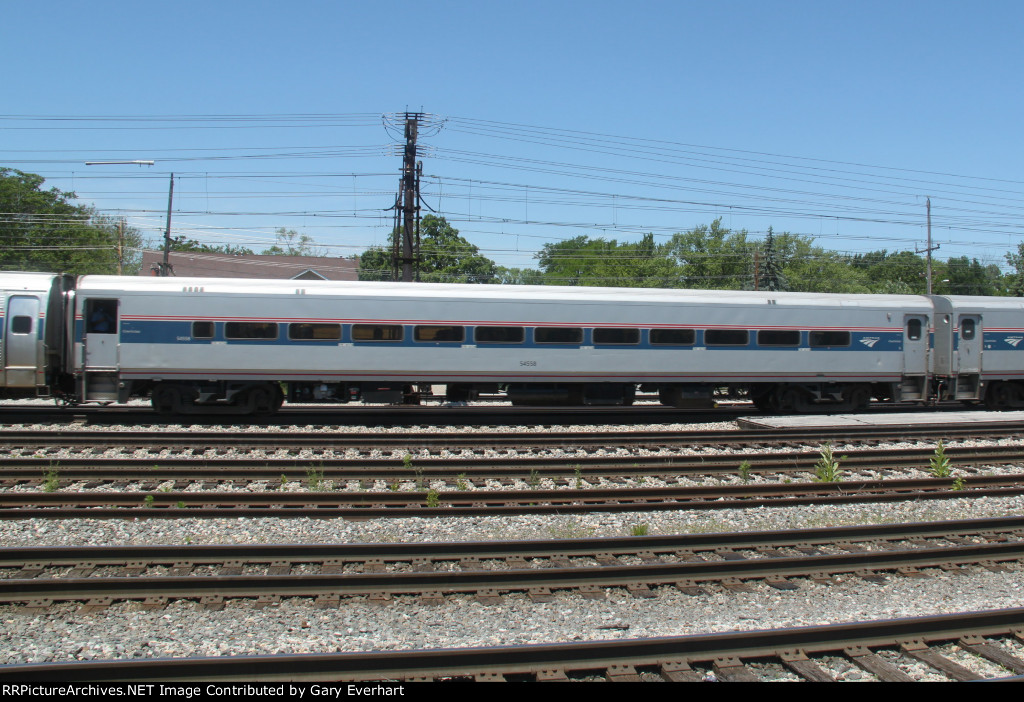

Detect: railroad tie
711,657,759,682
604,664,641,682
843,646,914,683
657,660,703,682
779,650,836,682
959,635,1024,675
899,639,983,681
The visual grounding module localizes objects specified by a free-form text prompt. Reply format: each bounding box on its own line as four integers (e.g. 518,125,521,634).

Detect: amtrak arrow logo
1006,336,1023,347
860,337,880,348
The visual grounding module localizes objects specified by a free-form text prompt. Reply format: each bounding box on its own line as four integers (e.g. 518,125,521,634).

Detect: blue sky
4,1,1024,274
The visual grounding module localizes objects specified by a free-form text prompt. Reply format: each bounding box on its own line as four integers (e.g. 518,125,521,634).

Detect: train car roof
73,275,938,309
0,272,59,292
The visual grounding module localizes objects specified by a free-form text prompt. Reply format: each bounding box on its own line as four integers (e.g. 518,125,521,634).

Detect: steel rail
3,474,1024,518
4,514,1021,567
2,608,1023,681
3,445,1024,482
3,422,1024,450
2,538,1023,604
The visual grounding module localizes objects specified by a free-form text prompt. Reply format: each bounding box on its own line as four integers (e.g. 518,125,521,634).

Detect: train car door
83,298,119,369
3,296,40,387
955,314,982,400
901,314,929,400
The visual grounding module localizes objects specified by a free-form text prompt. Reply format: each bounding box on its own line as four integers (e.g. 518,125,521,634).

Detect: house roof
139,250,359,281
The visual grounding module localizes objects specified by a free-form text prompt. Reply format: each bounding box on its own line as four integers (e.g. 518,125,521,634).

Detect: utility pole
916,197,939,294
160,173,175,277
117,218,125,275
394,113,422,282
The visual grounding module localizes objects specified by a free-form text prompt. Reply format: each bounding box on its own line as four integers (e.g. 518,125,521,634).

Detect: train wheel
776,388,802,413
151,385,182,414
845,385,871,412
985,381,1017,411
246,385,278,416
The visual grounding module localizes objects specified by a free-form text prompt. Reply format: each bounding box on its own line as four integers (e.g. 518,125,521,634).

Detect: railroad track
4,421,1024,453
0,402,752,429
3,473,1023,518
1,516,1022,610
3,608,1023,681
3,444,1024,485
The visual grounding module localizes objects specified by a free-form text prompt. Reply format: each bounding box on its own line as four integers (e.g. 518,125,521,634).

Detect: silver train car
3,271,1024,414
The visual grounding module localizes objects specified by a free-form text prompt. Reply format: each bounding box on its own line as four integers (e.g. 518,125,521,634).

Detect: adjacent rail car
4,271,1024,414
0,272,69,398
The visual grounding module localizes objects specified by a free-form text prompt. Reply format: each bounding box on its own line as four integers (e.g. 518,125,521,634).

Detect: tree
941,256,1001,296
759,226,786,291
172,237,255,256
358,216,497,283
261,227,323,256
0,168,142,275
535,233,677,287
1006,244,1024,297
665,219,754,289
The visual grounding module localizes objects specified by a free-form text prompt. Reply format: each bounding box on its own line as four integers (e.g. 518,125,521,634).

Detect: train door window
757,330,800,347
475,326,525,344
11,316,32,334
961,318,976,340
809,330,851,347
414,325,465,343
224,322,278,340
593,328,640,345
535,327,583,344
85,299,118,334
192,321,214,339
352,324,403,342
906,319,923,341
650,328,695,346
705,329,749,346
289,323,341,341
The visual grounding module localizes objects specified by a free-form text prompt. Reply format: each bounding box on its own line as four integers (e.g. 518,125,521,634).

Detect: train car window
757,330,800,347
192,321,214,339
414,325,465,342
475,326,525,344
705,329,749,346
11,316,32,334
535,327,583,344
650,328,695,346
85,299,117,334
289,323,341,341
961,319,976,340
352,324,403,342
810,331,851,347
224,322,278,340
906,319,922,341
593,328,640,345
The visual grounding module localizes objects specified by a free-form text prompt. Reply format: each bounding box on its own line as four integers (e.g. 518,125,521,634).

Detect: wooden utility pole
926,197,933,294
117,218,125,275
394,113,422,282
917,197,939,294
160,173,175,277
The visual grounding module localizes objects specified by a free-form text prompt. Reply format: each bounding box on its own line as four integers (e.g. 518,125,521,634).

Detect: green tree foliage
261,227,323,256
942,256,1002,296
536,233,676,287
0,168,142,275
1005,244,1024,296
172,237,255,256
759,226,786,292
358,215,497,283
665,219,754,289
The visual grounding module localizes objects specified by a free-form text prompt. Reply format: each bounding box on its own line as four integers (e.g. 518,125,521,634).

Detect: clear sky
4,0,1024,273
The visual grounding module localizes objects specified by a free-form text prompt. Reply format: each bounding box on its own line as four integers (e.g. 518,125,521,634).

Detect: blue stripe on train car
116,320,906,353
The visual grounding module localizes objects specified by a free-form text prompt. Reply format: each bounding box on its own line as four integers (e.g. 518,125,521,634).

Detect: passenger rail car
2,271,1024,414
